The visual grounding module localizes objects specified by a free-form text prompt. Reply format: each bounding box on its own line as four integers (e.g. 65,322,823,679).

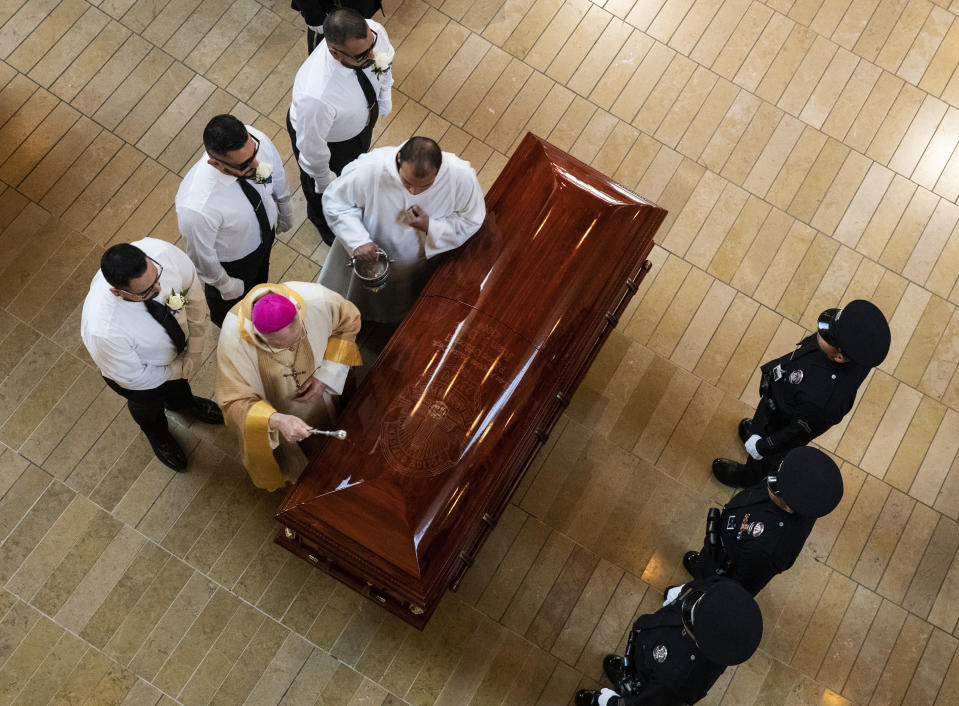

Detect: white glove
275,198,294,233
663,584,684,606
598,688,620,706
745,434,763,460
220,276,245,301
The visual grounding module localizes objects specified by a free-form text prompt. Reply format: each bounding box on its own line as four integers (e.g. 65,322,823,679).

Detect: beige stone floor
2,0,959,703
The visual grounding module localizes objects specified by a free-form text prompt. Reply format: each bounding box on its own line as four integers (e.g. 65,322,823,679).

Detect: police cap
772,446,843,517
817,300,890,368
686,579,762,665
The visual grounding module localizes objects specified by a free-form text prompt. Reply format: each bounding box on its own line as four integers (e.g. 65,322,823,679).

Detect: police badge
788,369,804,384
653,645,668,663
751,521,765,537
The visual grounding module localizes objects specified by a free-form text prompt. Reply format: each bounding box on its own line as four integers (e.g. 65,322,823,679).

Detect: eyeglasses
680,588,705,632
766,474,781,496
118,257,163,299
334,29,377,61
217,134,260,172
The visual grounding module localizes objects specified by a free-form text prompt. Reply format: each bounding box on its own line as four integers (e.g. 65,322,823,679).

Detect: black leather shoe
576,690,600,706
188,396,224,425
147,432,188,471
683,551,701,576
713,458,745,487
738,418,752,442
603,654,625,687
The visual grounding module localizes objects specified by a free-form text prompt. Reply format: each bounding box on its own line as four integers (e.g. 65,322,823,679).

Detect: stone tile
817,583,883,691
904,515,959,619
903,628,957,704
178,600,264,705
13,629,87,706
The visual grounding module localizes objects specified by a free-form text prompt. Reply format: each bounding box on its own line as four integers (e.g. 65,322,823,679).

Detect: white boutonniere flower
254,162,272,185
371,52,392,78
166,289,189,314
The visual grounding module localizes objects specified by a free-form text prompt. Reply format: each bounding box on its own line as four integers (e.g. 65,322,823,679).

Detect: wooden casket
274,133,667,628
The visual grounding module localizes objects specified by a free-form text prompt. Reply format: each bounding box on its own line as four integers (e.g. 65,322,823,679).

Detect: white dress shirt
175,126,292,300
81,238,209,391
289,19,394,193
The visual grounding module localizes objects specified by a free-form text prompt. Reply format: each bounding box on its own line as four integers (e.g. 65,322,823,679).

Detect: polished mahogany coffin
275,133,667,628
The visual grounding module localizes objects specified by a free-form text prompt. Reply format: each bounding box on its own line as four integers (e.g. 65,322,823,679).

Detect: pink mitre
251,293,297,333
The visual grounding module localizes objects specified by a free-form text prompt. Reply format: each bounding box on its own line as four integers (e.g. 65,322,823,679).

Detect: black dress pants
739,397,788,485
204,235,275,328
103,377,193,438
286,110,373,246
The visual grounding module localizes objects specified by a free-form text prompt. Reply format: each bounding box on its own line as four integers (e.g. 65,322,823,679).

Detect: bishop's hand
268,412,313,443
291,376,329,404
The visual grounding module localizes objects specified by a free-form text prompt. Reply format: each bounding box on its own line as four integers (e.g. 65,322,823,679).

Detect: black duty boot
738,418,752,442
712,458,745,487
603,655,625,687
683,551,701,576
576,690,601,706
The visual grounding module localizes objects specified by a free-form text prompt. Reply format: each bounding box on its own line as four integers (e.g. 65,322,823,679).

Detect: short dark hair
203,114,248,158
323,8,369,46
101,244,148,289
397,137,442,177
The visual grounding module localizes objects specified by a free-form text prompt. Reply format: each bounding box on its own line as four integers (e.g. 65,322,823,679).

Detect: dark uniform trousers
738,334,868,485
103,377,194,439
609,578,726,705
693,486,815,595
290,0,384,53
286,109,376,246
204,234,275,328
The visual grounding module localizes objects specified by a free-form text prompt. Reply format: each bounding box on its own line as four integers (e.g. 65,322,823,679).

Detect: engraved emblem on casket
382,329,509,478
653,645,668,663
382,365,476,477
788,370,804,384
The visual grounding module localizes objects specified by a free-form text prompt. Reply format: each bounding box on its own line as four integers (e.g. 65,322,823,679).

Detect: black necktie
237,178,274,245
354,67,379,129
145,298,187,354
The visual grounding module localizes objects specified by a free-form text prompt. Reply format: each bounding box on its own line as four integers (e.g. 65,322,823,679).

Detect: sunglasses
817,307,843,351
216,133,260,172
680,588,705,632
334,29,377,61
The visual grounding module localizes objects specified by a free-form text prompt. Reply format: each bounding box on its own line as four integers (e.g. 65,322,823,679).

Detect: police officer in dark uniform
713,299,890,488
683,446,842,595
575,577,762,706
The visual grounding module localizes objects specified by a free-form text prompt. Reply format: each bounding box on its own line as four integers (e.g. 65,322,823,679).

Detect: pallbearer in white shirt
80,239,224,471
319,136,486,323
176,114,293,327
287,7,394,245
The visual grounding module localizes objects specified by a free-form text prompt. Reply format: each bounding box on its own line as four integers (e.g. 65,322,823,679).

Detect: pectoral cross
283,367,308,387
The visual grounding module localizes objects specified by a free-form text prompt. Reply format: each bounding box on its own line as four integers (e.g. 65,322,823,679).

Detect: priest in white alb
215,283,362,491
318,136,486,322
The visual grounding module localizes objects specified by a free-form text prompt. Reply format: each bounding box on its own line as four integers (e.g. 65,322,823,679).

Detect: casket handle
555,391,570,408
605,312,619,327
482,513,496,529
643,259,652,271
625,278,638,293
